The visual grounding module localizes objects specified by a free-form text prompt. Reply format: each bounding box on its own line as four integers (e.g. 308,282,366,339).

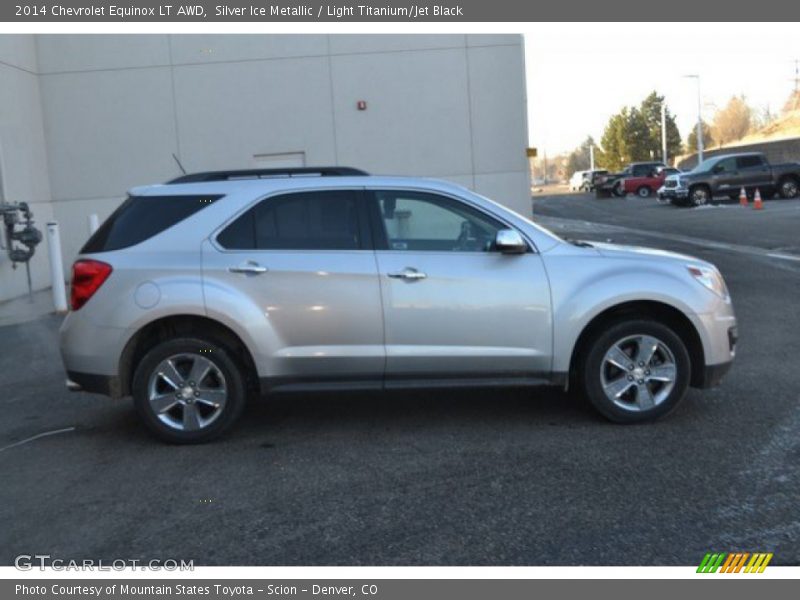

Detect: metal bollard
88,213,99,236
46,222,68,313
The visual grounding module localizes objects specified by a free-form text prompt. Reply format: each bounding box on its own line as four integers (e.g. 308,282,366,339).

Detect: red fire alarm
357,100,367,111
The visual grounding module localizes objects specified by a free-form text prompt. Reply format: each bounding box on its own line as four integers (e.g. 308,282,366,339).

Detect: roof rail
167,166,369,184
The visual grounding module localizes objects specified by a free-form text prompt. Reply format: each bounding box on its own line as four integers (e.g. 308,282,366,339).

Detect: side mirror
494,229,527,254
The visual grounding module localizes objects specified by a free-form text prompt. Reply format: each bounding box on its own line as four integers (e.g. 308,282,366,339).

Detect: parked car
660,152,800,207
569,170,607,192
595,162,666,197
60,167,737,443
569,171,587,191
621,167,681,198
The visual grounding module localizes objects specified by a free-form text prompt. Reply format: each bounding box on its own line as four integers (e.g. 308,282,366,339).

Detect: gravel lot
1,191,798,565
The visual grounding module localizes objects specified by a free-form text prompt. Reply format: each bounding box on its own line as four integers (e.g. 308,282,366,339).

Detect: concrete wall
677,137,800,170
1,34,530,303
0,35,54,302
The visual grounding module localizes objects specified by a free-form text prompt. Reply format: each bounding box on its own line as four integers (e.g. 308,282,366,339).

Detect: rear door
367,188,552,383
202,188,385,384
736,155,771,191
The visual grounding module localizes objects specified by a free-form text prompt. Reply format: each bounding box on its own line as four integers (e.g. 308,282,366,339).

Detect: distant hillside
729,109,800,147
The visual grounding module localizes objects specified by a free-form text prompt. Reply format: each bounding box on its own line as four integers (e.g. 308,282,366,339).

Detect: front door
367,189,552,383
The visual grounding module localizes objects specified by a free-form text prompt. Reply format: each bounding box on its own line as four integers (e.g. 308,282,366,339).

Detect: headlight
687,265,729,299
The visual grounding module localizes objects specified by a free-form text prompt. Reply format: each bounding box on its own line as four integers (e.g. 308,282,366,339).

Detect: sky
523,23,800,156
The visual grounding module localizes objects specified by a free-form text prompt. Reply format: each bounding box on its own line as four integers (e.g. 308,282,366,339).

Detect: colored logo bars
697,552,773,573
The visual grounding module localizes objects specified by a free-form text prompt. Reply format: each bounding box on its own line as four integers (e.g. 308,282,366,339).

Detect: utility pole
543,149,548,185
661,102,668,164
684,75,703,163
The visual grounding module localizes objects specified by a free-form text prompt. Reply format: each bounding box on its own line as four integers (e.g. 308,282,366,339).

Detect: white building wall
1,34,530,303
0,35,54,302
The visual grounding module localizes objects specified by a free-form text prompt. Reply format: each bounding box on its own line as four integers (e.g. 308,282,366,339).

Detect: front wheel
577,320,691,423
132,337,248,443
637,186,652,198
612,183,626,197
690,186,710,207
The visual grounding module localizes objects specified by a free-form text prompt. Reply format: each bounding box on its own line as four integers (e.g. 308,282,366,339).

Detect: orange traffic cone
753,188,764,210
739,187,748,207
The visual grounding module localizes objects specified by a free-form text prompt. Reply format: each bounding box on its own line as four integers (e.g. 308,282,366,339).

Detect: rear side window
81,194,222,253
737,155,765,169
217,190,363,251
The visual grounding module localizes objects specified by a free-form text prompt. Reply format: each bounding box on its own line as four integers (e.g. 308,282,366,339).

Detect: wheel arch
568,300,706,389
118,315,259,398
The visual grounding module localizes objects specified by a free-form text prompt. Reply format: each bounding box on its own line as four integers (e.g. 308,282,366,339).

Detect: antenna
172,153,187,175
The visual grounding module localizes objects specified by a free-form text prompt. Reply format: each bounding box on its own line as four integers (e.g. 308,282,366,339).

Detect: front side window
372,191,505,253
217,190,362,251
714,157,737,173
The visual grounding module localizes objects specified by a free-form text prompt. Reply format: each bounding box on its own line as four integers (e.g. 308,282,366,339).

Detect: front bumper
658,187,690,202
699,360,733,389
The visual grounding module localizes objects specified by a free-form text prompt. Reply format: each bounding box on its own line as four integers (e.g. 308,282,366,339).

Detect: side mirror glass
494,229,527,254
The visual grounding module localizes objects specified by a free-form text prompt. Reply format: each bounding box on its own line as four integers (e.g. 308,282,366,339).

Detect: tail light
70,260,112,311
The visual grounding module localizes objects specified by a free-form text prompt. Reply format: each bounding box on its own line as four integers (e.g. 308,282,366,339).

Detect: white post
46,222,68,313
589,145,595,171
88,213,99,235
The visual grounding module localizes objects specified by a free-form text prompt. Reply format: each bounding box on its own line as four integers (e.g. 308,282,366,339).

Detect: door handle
388,268,427,281
228,261,268,275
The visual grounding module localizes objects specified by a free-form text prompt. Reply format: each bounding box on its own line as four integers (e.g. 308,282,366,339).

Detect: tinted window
737,155,765,169
373,191,505,253
217,190,362,251
715,157,737,173
81,194,222,253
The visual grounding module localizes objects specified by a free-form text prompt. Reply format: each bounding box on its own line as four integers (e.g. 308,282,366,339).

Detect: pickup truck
660,152,800,207
595,161,665,197
621,166,681,198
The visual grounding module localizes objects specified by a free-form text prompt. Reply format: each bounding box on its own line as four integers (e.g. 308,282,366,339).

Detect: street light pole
684,74,704,163
661,102,667,164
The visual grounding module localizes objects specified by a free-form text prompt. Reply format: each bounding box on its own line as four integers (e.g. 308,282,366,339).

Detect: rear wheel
613,183,626,197
779,177,799,199
637,186,652,198
132,337,247,443
577,319,691,423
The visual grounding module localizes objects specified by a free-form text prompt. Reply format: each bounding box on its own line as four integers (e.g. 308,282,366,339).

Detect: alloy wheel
147,353,228,431
600,335,677,412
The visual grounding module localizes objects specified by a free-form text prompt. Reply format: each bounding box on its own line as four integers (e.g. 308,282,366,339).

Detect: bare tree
712,95,752,146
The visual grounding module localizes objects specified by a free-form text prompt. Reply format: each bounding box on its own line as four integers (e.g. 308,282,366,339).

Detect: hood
587,240,703,264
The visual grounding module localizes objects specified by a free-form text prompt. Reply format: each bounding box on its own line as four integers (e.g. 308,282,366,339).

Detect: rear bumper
66,371,121,397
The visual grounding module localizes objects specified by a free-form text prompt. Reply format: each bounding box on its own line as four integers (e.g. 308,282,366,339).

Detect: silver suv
59,167,737,443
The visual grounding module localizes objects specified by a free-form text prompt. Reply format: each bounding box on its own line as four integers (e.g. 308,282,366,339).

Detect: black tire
612,183,626,197
577,319,691,423
778,177,799,199
637,186,652,198
689,185,711,207
132,337,248,443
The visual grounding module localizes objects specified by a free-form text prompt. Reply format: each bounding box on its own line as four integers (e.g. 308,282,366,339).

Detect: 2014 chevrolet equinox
59,167,737,443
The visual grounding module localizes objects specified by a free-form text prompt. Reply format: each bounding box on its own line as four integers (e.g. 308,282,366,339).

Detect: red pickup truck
621,166,681,197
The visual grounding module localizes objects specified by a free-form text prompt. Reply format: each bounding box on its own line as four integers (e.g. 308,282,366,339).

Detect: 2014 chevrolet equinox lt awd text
59,167,737,443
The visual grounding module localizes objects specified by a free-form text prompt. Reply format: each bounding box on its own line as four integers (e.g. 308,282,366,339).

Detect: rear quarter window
81,194,222,253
